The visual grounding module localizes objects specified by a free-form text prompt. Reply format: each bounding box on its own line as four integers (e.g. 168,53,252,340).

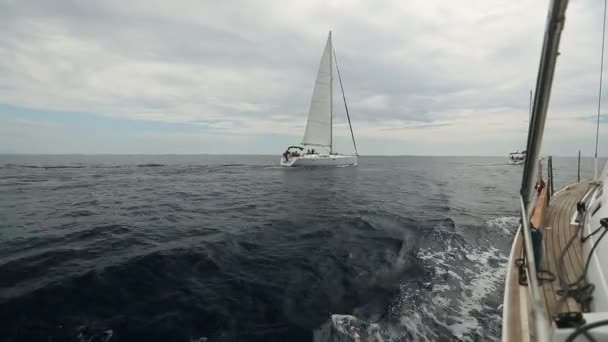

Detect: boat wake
314,220,509,342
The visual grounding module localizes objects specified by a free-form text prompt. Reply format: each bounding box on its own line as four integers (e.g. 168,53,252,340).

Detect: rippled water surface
0,155,600,342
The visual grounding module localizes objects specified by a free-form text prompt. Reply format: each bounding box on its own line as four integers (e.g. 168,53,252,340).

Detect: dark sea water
0,154,602,342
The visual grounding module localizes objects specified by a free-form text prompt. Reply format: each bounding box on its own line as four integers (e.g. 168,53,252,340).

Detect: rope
515,258,555,286
556,218,608,315
566,319,608,342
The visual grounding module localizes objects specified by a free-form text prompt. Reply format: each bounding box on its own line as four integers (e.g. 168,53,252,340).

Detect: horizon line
1,153,606,158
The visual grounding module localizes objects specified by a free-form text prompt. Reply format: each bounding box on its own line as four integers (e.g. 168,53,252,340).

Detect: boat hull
280,154,357,167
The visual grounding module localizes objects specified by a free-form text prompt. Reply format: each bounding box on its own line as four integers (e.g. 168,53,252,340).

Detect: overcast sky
0,0,606,155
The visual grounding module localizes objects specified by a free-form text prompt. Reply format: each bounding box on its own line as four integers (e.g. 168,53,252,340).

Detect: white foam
190,338,207,342
332,315,363,341
409,244,507,341
372,245,506,341
486,216,519,236
321,221,510,342
328,314,390,342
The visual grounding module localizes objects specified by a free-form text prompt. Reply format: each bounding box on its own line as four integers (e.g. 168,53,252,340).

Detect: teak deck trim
503,180,594,341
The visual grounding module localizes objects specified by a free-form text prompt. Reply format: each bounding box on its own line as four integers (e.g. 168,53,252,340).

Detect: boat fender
515,220,556,286
531,225,543,271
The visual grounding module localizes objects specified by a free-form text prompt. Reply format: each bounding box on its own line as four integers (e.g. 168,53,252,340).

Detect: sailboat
502,0,608,341
508,150,526,165
508,90,532,165
280,31,358,167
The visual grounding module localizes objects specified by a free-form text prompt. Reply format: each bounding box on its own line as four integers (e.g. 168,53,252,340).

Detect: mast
329,31,333,154
519,0,569,340
522,0,568,209
595,0,607,180
333,46,359,155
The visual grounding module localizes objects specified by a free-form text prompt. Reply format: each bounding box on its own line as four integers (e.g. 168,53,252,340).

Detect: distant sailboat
509,90,533,165
280,31,358,167
508,150,526,165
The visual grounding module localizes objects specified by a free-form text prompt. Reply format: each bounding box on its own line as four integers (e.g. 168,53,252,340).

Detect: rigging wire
332,47,358,156
595,0,607,178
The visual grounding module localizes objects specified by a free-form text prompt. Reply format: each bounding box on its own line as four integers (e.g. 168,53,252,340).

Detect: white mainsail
302,33,332,147
280,31,357,167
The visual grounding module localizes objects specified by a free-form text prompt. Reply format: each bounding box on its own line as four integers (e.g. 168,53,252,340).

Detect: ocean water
0,154,601,342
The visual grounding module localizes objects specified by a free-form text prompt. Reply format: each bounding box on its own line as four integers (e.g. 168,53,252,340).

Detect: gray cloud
0,0,607,155
576,114,608,123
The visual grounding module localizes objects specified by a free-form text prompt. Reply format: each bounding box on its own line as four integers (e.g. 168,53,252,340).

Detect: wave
485,216,519,236
136,163,165,167
0,156,520,341
2,163,123,169
4,164,86,169
61,210,96,218
315,222,508,342
222,163,247,167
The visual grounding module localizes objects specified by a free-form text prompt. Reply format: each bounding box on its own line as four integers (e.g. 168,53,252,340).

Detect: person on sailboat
283,150,289,162
535,180,545,194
